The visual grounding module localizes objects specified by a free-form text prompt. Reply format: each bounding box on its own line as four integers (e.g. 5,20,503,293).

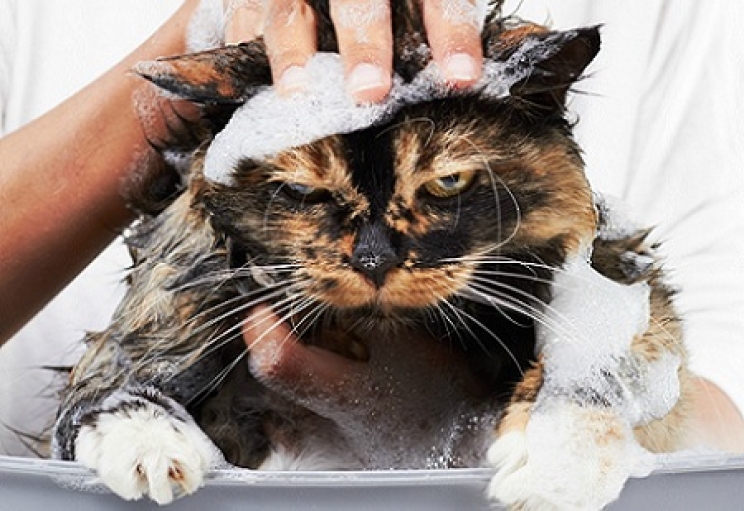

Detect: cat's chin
304,266,468,311
287,301,431,356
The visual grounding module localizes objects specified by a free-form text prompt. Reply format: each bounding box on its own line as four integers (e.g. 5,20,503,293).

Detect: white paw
76,394,223,504
487,403,653,511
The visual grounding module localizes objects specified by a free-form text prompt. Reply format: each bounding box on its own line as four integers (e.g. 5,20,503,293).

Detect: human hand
242,305,497,468
222,0,484,102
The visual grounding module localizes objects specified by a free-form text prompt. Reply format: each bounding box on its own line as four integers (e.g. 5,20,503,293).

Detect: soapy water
207,248,671,473
250,326,501,470
424,409,499,470
51,472,111,495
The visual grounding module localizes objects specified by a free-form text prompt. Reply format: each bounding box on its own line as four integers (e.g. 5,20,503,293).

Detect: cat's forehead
267,137,355,191
265,99,519,187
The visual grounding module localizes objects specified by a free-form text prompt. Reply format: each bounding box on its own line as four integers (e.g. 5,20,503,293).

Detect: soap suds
536,256,680,426
204,29,580,184
594,193,645,242
183,0,582,184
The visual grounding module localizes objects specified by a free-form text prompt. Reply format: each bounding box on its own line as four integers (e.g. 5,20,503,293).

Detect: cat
51,2,691,509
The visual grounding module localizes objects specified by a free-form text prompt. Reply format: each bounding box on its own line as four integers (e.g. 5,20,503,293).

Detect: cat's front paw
487,402,653,511
75,390,223,504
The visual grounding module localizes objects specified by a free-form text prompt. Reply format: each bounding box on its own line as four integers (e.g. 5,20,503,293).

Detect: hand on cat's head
222,0,484,102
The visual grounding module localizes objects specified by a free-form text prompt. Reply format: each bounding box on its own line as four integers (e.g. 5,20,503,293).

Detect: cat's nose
350,223,400,288
351,252,398,288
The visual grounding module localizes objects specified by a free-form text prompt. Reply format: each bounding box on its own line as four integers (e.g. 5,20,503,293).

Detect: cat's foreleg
488,362,659,511
54,385,224,505
487,258,684,511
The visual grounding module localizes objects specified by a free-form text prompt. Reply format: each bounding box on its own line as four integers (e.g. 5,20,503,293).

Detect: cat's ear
486,24,601,110
134,41,272,105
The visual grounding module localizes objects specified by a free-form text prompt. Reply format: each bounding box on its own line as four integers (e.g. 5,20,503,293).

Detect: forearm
686,377,744,453
0,0,200,344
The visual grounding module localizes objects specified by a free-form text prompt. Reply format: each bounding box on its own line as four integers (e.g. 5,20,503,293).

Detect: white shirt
1,0,742,456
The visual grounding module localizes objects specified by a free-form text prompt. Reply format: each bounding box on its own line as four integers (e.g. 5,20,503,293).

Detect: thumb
243,305,367,415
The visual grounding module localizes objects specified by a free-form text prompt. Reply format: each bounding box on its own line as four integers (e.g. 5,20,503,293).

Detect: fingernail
347,63,386,98
278,65,309,95
443,52,479,84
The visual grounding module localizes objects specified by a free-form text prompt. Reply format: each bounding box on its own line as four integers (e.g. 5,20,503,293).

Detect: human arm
686,377,744,452
0,0,207,344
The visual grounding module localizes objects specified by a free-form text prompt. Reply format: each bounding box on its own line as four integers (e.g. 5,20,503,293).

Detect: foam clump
537,256,680,425
594,193,645,241
203,34,575,185
441,0,489,28
203,54,394,184
537,256,651,365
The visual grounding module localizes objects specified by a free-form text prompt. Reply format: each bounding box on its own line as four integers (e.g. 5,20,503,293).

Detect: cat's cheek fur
75,396,224,505
487,402,654,511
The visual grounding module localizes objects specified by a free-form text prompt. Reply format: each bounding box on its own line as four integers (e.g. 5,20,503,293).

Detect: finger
329,0,393,103
262,0,317,95
243,306,365,406
224,0,266,44
421,0,484,89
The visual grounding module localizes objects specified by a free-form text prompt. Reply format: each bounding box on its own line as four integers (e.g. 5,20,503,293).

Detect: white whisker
440,298,525,376
462,280,580,345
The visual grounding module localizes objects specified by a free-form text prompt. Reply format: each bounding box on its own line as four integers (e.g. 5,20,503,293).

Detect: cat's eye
282,182,331,203
423,170,476,198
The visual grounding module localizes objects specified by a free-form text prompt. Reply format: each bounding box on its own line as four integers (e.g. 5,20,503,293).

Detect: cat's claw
487,403,653,511
75,397,223,504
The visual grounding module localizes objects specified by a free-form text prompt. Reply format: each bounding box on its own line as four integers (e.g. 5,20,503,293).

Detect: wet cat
52,2,690,509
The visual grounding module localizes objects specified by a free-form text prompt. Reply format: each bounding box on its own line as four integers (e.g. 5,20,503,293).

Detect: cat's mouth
297,264,471,313
245,263,478,356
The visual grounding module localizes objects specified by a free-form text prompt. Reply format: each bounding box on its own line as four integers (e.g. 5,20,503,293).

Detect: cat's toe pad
487,403,653,511
487,430,568,511
75,400,221,504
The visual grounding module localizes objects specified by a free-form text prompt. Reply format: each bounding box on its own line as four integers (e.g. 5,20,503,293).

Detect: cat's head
136,7,600,317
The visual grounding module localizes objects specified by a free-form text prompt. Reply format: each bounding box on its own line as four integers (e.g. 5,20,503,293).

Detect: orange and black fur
52,2,689,508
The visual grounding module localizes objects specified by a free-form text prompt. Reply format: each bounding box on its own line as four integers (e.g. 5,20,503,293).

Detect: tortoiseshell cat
52,2,690,510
